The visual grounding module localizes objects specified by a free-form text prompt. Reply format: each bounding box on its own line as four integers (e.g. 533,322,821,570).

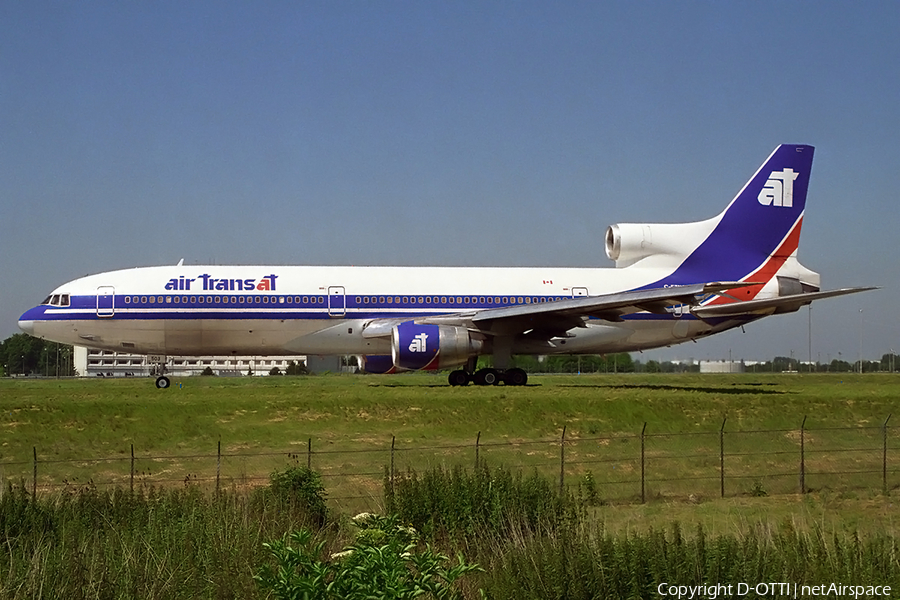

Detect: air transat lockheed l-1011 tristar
18,145,873,388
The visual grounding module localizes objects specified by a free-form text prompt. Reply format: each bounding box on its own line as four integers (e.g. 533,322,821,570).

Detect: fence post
883,414,892,495
216,440,221,494
390,435,396,495
720,417,726,498
32,447,37,499
641,423,647,504
559,425,566,497
799,415,807,494
307,438,312,470
475,431,481,469
131,444,135,494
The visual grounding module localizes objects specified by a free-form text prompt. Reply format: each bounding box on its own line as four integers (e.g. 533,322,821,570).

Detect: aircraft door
327,286,346,317
97,286,115,318
572,287,589,298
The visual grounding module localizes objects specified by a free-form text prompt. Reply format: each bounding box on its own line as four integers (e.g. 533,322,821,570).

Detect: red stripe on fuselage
707,216,803,305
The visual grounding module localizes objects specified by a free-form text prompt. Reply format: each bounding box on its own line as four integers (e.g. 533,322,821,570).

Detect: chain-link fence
1,416,895,511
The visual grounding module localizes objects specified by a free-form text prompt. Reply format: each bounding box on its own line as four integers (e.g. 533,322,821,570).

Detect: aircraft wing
691,287,876,319
361,282,755,339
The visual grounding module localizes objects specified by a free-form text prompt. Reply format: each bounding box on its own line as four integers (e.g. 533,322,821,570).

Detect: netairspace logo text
657,582,892,599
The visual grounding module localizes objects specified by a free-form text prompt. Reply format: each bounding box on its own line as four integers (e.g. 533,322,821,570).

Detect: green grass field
2,372,899,531
4,373,900,598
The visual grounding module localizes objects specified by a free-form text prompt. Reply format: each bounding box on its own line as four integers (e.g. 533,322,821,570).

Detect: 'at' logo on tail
758,168,799,207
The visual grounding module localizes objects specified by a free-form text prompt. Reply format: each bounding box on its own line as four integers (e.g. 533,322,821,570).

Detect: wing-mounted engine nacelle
359,355,398,374
392,321,483,371
604,218,717,268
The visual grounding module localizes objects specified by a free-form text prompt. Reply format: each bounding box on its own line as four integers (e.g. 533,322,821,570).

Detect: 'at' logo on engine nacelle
408,333,428,352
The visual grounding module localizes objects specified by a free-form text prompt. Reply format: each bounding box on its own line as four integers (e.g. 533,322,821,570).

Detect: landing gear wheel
155,376,171,389
474,368,500,386
505,368,528,386
448,370,470,386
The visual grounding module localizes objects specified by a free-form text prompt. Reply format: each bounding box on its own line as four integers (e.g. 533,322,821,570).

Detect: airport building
73,346,312,378
699,360,745,373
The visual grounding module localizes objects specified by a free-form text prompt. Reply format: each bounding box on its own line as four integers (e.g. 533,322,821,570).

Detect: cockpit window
42,294,71,307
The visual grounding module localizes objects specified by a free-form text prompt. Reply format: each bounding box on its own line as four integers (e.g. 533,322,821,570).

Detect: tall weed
386,461,582,542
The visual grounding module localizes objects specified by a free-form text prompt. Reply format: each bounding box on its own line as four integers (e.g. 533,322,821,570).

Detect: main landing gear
448,367,528,387
155,376,171,389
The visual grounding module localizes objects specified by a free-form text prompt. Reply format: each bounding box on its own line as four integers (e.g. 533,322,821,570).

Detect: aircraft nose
18,319,34,335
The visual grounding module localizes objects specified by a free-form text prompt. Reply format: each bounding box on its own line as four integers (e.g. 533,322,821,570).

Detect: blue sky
2,2,897,364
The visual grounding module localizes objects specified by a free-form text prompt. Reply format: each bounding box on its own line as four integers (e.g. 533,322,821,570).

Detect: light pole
808,305,813,373
859,308,864,374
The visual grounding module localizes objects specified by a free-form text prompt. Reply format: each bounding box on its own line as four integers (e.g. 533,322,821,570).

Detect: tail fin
655,144,814,287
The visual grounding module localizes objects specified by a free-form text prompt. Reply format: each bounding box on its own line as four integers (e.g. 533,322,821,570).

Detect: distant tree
200,366,216,376
269,366,283,376
829,359,853,372
0,334,74,376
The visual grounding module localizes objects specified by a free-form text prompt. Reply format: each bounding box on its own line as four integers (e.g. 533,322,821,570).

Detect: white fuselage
20,263,760,358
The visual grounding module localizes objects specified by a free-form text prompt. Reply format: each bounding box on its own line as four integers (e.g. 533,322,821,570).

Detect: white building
74,346,308,377
699,360,745,373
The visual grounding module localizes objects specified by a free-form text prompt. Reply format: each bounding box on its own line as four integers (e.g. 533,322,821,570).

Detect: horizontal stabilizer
692,287,876,319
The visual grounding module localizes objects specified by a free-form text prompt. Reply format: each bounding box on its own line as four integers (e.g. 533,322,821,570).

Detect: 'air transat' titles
164,274,278,292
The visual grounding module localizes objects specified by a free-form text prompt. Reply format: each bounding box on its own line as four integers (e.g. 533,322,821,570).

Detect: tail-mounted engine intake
604,219,717,268
391,321,483,371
